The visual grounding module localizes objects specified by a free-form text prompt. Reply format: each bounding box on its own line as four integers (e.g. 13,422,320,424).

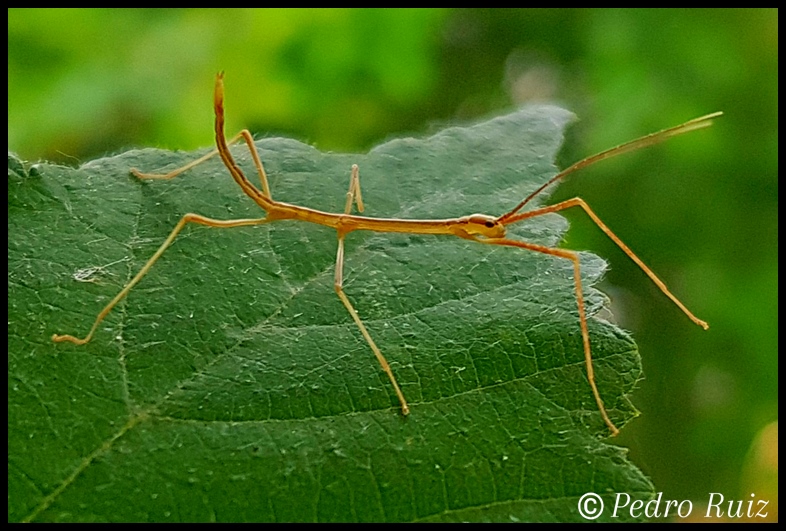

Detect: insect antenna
497,111,722,224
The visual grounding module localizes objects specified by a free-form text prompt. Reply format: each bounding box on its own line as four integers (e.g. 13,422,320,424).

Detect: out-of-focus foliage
9,8,777,515
8,9,447,162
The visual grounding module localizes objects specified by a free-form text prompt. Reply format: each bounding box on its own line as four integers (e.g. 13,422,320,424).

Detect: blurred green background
9,8,777,513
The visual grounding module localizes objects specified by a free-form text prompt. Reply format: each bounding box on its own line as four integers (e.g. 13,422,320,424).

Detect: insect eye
484,221,495,228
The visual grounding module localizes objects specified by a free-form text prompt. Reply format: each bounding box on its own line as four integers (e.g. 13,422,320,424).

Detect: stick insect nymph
53,72,719,436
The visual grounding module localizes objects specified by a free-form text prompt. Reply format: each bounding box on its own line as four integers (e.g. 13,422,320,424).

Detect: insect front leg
477,236,620,436
503,198,708,330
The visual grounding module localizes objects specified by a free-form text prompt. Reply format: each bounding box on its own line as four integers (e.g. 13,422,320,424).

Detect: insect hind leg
130,130,273,200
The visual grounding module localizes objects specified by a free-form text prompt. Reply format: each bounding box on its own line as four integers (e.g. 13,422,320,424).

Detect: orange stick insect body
54,72,719,436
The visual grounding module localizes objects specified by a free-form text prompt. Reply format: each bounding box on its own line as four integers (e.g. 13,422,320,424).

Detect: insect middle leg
343,164,364,214
333,165,409,415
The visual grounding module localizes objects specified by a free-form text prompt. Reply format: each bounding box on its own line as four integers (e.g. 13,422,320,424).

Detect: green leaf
9,106,652,523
